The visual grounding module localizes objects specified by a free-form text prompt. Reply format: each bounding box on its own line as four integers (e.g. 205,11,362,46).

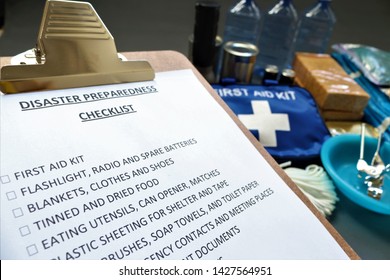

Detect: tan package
326,121,379,137
320,109,364,121
293,52,370,113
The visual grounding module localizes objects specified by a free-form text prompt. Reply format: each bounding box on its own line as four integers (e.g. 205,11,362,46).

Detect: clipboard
0,1,359,260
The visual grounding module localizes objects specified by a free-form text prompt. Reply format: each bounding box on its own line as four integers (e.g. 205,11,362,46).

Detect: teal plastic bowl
321,134,390,215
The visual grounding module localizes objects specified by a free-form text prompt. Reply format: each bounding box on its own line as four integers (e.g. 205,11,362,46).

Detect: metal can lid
279,68,296,85
281,68,296,78
224,41,259,58
265,64,279,74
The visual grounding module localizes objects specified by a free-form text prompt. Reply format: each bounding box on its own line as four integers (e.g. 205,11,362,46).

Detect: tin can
279,68,296,85
262,64,279,84
220,41,258,84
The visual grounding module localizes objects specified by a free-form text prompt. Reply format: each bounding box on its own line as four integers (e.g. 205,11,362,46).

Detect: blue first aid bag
212,85,331,163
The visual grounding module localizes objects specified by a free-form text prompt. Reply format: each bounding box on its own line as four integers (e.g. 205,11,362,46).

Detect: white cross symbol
238,100,290,147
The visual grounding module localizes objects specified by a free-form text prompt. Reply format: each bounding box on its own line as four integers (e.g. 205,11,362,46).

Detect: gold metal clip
0,0,155,94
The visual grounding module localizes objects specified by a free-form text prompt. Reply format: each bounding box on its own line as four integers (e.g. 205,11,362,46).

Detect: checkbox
19,225,31,237
1,175,11,184
6,191,17,201
26,244,38,256
12,207,24,218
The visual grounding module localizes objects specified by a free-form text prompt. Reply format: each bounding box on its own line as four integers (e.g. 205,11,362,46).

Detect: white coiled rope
280,162,339,217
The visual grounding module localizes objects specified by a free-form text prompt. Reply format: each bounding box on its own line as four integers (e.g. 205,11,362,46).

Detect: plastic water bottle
223,0,261,45
292,0,336,54
254,0,298,75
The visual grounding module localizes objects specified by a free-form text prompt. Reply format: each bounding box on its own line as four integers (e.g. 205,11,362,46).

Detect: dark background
0,0,389,56
0,0,389,260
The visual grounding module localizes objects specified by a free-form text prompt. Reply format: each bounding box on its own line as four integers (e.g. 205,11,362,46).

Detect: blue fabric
332,53,390,142
212,85,331,161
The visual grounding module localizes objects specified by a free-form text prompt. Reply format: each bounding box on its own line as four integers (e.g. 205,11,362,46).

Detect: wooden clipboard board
1,50,358,259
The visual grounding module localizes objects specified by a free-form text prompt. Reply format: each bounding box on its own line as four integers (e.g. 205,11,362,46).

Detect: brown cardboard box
293,53,370,113
320,109,364,121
